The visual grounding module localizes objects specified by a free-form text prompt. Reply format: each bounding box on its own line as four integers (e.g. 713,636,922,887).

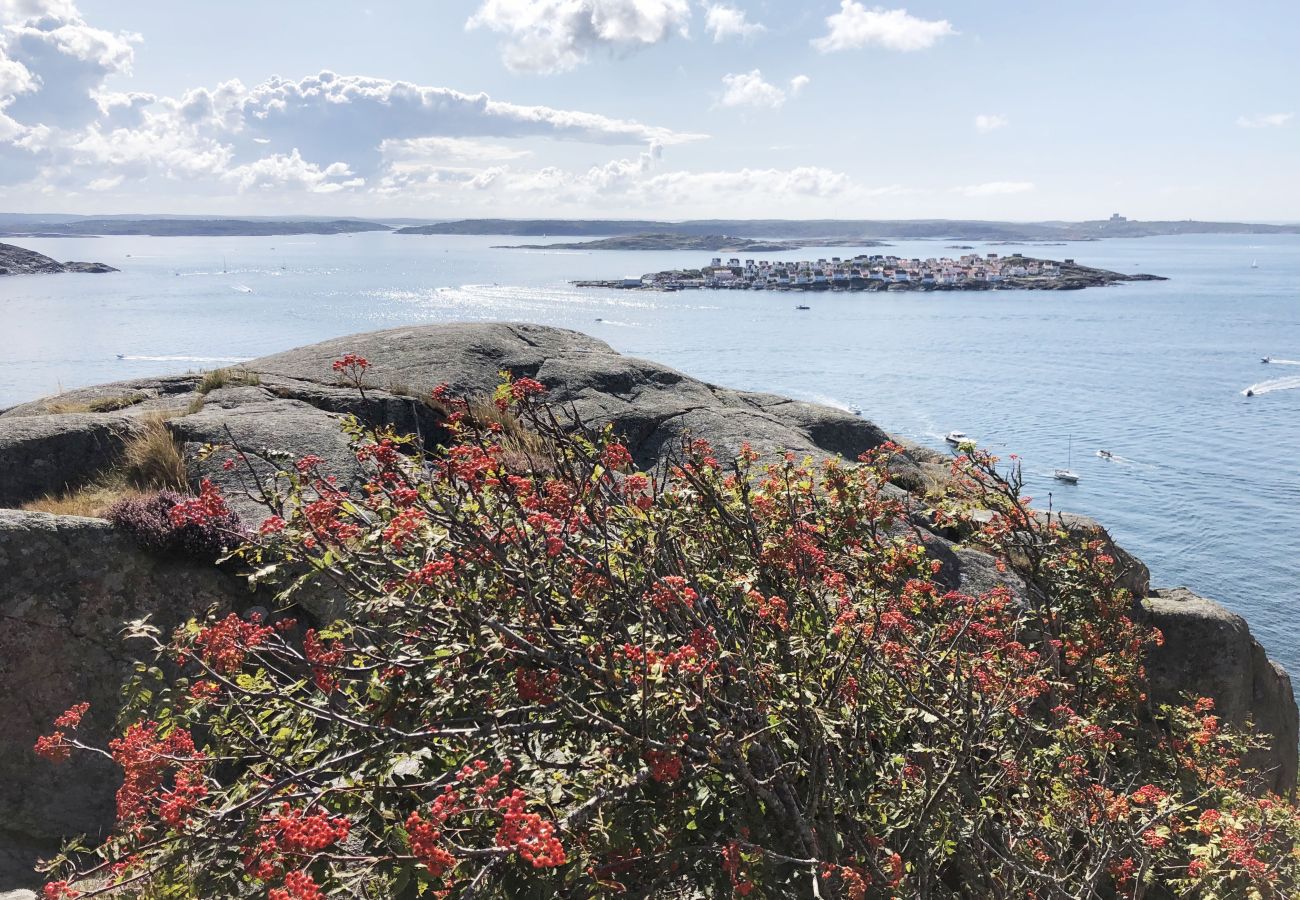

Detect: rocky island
0,324,1290,893
576,252,1165,292
0,242,116,275
493,232,888,252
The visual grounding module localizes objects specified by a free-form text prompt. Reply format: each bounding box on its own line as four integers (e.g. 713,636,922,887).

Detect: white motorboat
1262,356,1272,363
944,430,971,446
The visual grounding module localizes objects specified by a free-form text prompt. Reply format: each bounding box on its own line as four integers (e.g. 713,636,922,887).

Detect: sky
0,0,1296,220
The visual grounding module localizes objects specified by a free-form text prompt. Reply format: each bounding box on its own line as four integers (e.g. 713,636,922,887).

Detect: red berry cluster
268,869,324,900
168,478,231,527
193,612,275,675
496,789,566,868
303,629,344,693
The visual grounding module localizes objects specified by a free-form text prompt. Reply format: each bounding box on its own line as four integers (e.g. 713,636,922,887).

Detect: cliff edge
0,322,1294,886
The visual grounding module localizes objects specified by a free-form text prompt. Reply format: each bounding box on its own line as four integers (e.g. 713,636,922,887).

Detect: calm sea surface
3,232,1298,672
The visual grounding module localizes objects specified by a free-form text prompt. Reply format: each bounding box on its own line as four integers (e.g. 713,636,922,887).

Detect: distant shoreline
492,233,889,252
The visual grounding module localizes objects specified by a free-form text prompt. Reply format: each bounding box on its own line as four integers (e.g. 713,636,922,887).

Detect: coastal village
585,251,1090,292
573,249,1170,293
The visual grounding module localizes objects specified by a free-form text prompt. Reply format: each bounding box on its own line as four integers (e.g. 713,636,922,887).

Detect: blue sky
0,0,1296,219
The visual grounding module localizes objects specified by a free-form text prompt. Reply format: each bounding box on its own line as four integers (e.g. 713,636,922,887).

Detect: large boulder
1144,587,1298,794
247,322,902,475
0,511,254,886
0,414,141,507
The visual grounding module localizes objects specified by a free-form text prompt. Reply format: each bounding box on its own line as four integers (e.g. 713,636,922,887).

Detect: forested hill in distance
0,217,391,237
396,217,1300,241
1,214,1296,241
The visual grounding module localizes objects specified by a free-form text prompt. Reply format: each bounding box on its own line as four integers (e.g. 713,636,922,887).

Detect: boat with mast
1054,436,1080,484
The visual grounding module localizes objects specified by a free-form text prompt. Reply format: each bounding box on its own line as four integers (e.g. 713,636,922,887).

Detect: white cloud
381,136,535,164
719,70,809,109
957,181,1035,197
1237,112,1292,128
224,149,363,194
703,4,764,41
467,0,691,73
974,113,1007,132
0,52,33,97
813,2,955,52
0,6,139,128
0,0,78,23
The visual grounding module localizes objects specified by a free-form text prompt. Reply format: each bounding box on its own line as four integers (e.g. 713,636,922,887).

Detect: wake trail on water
1264,358,1300,366
1243,375,1300,396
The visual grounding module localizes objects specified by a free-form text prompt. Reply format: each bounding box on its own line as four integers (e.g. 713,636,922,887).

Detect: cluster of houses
627,253,1066,291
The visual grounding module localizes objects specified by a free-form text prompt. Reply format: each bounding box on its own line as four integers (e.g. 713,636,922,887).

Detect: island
393,215,1300,242
0,218,391,238
492,232,888,252
575,252,1166,292
0,241,117,275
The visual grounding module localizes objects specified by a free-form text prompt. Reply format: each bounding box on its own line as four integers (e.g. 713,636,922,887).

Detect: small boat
1246,389,1255,397
795,304,811,310
1251,260,1259,269
115,353,125,359
944,431,971,446
1262,356,1271,363
1097,449,1113,459
1054,436,1080,484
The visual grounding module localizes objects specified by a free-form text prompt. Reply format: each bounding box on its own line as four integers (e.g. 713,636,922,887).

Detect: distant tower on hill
1109,213,1127,223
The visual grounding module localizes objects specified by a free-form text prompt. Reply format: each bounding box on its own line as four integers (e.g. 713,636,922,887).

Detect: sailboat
1251,259,1259,269
1054,436,1080,484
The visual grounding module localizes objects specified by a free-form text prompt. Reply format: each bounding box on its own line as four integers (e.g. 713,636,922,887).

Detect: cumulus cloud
466,0,691,73
0,4,139,128
956,181,1035,197
1237,112,1292,128
0,0,78,22
224,149,363,194
813,2,955,52
0,0,885,216
974,113,1007,132
703,3,764,41
719,70,809,109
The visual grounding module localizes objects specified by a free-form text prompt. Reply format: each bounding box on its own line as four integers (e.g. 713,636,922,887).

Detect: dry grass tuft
197,368,261,394
22,485,148,519
46,393,147,414
120,414,188,492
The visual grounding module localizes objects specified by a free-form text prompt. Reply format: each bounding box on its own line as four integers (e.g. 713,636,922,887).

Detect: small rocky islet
0,242,116,276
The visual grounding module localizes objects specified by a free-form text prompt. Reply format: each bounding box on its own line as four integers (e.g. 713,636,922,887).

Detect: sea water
2,231,1298,672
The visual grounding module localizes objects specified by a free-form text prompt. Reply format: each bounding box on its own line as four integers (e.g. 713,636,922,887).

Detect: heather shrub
106,488,242,559
35,369,1300,899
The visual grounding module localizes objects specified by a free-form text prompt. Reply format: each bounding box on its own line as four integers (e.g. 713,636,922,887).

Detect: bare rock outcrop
1144,587,1298,794
0,511,252,885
